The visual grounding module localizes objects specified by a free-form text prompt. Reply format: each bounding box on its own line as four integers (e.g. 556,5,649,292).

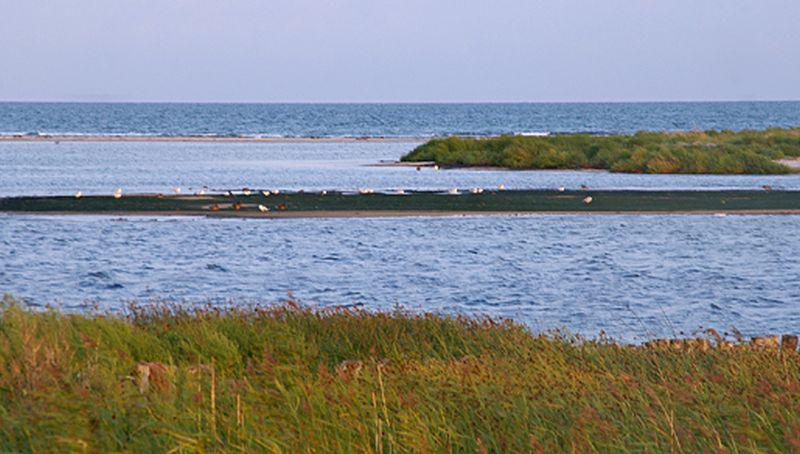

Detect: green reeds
401,127,800,174
0,296,798,452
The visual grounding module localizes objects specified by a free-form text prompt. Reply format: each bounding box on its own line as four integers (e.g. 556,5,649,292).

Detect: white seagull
258,204,270,212
583,196,593,204
173,187,181,194
557,186,566,192
498,184,506,190
114,188,122,199
447,188,460,195
75,191,82,199
261,190,271,197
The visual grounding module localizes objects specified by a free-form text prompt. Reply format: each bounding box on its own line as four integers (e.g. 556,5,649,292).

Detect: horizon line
1,99,799,105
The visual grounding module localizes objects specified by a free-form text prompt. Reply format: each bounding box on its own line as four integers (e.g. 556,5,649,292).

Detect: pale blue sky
1,0,798,102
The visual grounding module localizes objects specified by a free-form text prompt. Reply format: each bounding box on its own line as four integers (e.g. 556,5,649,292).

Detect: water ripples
2,214,799,341
4,141,800,197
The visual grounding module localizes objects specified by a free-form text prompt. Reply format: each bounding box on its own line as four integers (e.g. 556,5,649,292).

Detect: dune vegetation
1,296,799,452
401,127,800,174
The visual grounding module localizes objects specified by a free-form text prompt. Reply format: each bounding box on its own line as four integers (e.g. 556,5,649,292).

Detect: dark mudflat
2,190,799,217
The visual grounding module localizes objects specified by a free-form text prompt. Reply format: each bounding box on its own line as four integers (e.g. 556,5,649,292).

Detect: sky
1,0,798,103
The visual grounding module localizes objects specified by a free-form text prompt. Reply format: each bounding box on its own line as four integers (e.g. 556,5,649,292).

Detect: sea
1,101,799,341
2,101,800,138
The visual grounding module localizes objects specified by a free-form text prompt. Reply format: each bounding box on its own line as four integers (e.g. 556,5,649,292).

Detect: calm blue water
1,101,799,137
2,102,799,341
3,141,800,197
2,214,798,342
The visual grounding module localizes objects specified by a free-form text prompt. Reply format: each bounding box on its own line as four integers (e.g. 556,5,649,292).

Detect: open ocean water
1,102,799,341
2,101,800,138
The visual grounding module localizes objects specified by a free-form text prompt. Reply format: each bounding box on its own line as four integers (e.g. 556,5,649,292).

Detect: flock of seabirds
71,185,595,212
62,161,781,214
61,163,603,212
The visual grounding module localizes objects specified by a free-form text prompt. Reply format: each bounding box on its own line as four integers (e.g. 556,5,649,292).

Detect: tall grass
401,127,800,174
0,296,798,452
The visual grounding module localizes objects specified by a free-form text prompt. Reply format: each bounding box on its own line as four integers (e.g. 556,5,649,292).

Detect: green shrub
401,128,800,174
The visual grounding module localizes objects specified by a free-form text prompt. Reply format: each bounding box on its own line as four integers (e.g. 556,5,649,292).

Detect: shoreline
4,209,800,218
4,190,799,217
372,161,613,172
776,157,800,169
0,134,424,143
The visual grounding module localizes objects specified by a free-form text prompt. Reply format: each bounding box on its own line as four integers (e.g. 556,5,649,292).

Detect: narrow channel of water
2,213,798,341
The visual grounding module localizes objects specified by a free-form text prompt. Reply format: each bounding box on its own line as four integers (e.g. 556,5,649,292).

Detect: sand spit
0,134,423,143
776,157,800,169
2,190,800,218
4,209,800,219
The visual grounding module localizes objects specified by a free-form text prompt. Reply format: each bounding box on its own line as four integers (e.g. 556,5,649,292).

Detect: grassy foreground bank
401,128,800,173
1,298,799,451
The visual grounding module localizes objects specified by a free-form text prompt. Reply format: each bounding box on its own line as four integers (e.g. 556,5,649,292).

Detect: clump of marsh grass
401,127,800,174
0,295,799,452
